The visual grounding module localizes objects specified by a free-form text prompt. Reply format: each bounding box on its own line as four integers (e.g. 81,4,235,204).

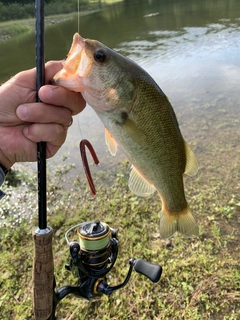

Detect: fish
52,33,199,239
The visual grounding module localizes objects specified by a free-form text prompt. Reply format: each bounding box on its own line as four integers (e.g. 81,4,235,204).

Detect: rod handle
32,227,54,320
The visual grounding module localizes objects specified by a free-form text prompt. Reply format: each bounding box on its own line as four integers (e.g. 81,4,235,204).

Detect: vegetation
0,1,239,318
0,0,122,41
0,0,119,22
0,153,239,319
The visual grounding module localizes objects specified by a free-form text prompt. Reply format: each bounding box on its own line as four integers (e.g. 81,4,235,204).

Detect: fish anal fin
184,141,198,176
129,166,156,197
105,127,118,156
159,205,198,239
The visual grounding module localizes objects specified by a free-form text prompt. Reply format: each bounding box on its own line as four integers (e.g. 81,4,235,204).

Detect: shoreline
0,10,98,42
0,0,123,42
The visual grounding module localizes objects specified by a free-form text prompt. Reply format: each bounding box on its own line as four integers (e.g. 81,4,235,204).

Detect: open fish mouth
52,33,88,92
66,33,85,60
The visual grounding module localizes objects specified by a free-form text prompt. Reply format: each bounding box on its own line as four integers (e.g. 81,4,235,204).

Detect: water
0,0,239,205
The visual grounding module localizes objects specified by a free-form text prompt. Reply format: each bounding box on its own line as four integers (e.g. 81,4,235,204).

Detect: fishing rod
32,1,54,319
32,2,162,319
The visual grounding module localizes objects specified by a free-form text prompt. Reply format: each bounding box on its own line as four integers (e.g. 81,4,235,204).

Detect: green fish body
53,33,199,239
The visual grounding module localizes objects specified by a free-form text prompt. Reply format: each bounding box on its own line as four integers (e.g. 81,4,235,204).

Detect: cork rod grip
32,228,54,320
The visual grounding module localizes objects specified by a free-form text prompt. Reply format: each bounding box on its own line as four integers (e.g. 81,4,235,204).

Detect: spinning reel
51,220,162,317
49,141,162,318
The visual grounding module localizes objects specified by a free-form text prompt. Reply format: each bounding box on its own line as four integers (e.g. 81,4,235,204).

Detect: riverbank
0,11,94,42
0,160,239,319
0,0,123,42
0,0,239,317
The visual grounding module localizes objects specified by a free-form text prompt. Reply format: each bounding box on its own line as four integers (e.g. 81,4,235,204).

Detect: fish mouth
52,33,87,92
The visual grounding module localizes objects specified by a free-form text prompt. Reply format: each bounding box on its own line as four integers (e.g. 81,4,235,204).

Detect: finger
46,142,64,159
11,61,63,89
11,67,36,90
16,103,72,126
23,123,67,147
39,85,86,115
45,60,64,83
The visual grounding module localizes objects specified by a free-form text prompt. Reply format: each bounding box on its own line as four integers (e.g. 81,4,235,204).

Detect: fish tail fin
159,206,198,239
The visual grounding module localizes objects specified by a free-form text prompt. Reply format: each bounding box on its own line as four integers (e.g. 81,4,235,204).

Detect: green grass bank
0,159,239,319
0,0,122,41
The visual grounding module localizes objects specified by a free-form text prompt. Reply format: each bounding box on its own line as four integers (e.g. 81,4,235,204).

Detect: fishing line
76,0,83,141
78,0,80,34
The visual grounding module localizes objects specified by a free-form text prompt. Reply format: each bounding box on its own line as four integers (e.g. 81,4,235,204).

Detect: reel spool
66,220,118,281
76,220,118,278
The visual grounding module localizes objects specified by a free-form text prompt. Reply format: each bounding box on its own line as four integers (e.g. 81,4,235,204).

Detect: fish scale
53,33,199,239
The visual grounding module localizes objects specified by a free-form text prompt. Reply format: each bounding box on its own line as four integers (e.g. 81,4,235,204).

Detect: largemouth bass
53,33,199,239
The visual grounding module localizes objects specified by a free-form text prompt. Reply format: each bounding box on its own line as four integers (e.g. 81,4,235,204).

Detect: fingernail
40,86,53,100
16,105,28,119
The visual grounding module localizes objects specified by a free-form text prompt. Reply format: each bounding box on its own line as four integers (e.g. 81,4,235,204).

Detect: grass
0,154,239,319
0,13,82,41
0,0,123,41
0,22,32,40
0,1,239,317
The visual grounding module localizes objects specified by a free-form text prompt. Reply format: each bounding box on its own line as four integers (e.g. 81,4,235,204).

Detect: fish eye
94,49,107,63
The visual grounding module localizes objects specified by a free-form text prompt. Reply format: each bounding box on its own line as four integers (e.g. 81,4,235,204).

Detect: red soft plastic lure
80,139,99,196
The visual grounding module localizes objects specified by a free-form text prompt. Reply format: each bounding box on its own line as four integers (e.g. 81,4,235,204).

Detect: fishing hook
80,139,99,196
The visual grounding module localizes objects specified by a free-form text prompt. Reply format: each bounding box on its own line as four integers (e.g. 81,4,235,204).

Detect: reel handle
132,258,162,283
96,258,162,296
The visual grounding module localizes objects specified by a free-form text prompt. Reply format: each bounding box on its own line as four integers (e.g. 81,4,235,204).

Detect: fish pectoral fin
184,141,198,176
120,117,144,145
105,127,118,156
129,166,156,197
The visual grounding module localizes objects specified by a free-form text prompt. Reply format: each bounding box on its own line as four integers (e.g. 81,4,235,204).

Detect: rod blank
35,0,47,229
33,1,54,319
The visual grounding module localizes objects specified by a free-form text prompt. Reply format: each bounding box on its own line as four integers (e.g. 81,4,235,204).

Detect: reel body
63,221,118,300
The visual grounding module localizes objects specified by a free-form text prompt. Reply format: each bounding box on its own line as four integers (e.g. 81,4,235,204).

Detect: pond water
0,0,239,214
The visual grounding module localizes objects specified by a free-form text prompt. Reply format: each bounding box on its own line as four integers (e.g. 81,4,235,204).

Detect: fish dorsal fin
105,127,118,156
129,166,156,197
184,141,198,176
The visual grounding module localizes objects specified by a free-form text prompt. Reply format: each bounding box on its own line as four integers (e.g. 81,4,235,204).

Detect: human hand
0,61,86,169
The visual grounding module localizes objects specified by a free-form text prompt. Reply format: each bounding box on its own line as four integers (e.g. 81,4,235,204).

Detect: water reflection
0,0,239,174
